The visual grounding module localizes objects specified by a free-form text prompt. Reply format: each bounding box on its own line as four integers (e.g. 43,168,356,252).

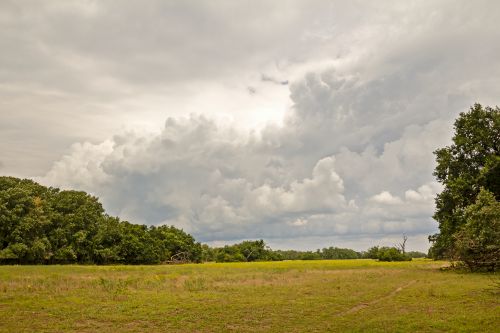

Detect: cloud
261,74,288,86
370,191,403,205
38,62,460,250
44,140,114,190
289,218,308,227
3,1,500,251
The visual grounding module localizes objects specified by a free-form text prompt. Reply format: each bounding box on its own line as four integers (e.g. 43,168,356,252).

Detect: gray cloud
41,54,497,251
261,74,288,86
2,1,500,251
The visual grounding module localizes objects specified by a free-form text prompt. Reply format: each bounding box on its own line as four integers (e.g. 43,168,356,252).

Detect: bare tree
397,234,408,254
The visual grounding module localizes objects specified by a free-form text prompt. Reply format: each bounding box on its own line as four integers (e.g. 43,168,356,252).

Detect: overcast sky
1,0,499,251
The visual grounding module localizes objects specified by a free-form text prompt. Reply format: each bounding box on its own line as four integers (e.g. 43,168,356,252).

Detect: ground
0,260,498,332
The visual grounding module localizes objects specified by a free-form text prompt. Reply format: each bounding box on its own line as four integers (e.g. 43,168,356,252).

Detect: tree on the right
429,103,499,270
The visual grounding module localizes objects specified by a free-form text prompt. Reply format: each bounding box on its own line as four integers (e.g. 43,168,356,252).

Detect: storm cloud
2,0,500,251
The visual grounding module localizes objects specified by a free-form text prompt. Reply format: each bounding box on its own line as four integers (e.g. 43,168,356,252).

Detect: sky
1,0,500,252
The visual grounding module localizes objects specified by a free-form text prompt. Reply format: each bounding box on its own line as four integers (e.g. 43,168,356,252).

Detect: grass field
0,259,498,332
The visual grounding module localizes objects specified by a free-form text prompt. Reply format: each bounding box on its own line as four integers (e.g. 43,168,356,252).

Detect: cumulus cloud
370,191,403,205
3,1,500,251
38,56,475,251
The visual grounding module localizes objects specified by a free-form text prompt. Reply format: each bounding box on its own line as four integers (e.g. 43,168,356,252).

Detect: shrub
377,247,411,262
454,188,499,271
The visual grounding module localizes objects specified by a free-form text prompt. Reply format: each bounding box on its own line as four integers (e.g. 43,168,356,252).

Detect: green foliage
201,244,216,262
271,249,307,260
454,188,500,271
363,246,380,259
406,251,427,259
320,246,361,259
211,244,362,262
221,246,363,262
376,247,412,262
361,246,412,261
430,104,499,264
213,240,277,262
297,251,322,260
0,176,201,264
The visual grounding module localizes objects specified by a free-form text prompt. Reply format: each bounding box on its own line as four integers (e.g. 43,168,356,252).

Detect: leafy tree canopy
454,188,499,271
430,104,499,270
0,176,201,264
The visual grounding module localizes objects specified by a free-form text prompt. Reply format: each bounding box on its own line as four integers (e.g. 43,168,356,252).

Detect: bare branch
397,234,408,254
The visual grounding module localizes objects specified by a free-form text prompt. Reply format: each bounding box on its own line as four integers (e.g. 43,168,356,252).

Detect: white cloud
42,140,114,189
405,183,442,203
289,218,308,227
246,157,346,215
370,191,403,205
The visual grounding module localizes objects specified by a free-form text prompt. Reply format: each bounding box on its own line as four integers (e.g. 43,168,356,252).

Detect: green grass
0,260,498,332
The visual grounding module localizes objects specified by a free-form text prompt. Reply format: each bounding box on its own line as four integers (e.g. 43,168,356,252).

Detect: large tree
429,104,499,265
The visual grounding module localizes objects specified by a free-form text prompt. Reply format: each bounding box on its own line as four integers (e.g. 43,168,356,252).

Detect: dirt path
340,280,417,315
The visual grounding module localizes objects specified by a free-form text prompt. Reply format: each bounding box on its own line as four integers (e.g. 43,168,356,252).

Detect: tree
149,225,202,263
397,234,408,255
377,247,411,262
363,246,380,259
406,251,427,258
430,104,499,262
454,188,499,271
212,240,272,263
238,240,268,261
201,244,216,262
320,247,361,259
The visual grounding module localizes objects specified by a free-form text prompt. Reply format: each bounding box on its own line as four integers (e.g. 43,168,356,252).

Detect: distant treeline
203,241,426,263
0,176,425,264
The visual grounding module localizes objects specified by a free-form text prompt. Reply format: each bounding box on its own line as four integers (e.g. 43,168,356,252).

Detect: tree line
0,176,202,264
201,241,371,262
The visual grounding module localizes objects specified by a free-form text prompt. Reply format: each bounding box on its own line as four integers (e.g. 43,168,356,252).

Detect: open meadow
0,260,498,332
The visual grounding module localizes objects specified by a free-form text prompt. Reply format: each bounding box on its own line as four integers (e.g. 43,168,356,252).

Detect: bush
406,251,427,258
454,188,499,271
377,247,411,262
